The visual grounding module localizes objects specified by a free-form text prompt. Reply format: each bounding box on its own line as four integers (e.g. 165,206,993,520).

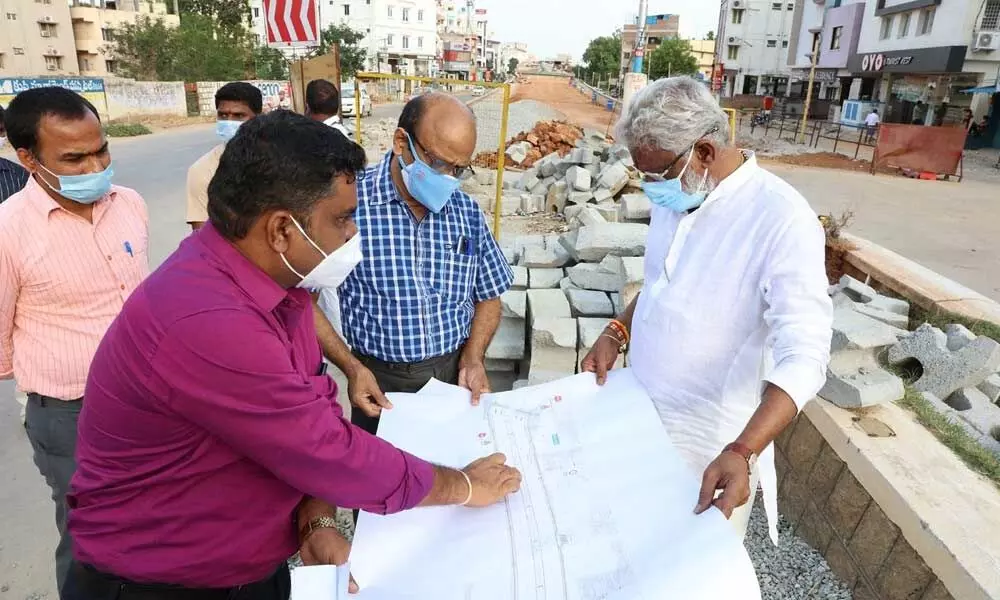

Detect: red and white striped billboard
263,0,320,46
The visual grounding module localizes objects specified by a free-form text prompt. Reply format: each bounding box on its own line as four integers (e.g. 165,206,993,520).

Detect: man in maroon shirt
65,111,521,600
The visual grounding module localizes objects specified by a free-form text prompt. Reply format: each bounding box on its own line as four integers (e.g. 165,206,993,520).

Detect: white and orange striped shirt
0,176,149,400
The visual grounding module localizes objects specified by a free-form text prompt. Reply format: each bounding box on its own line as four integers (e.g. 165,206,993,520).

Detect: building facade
689,39,717,79
621,13,680,73
250,0,438,76
71,0,180,77
717,0,798,96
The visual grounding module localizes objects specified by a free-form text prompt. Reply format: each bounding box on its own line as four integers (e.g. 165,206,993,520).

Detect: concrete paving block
521,235,571,268
831,308,906,352
501,290,527,319
619,193,652,221
519,193,545,214
820,352,905,408
565,166,592,192
568,206,607,230
503,172,522,190
537,153,561,177
594,202,620,223
947,387,1000,439
568,191,594,205
569,147,596,165
888,323,1000,400
978,373,1000,403
475,169,497,186
946,323,977,351
567,263,622,292
500,242,517,266
517,168,539,191
577,318,626,370
585,163,601,179
507,141,531,164
528,317,579,384
564,204,585,222
610,292,624,316
486,318,526,361
597,162,630,196
511,266,528,290
559,277,579,292
527,289,572,323
485,358,517,372
546,180,569,213
602,255,643,284
566,289,614,317
921,392,1000,458
592,188,614,204
853,303,910,329
833,275,878,304
530,176,554,196
529,268,565,289
569,223,649,262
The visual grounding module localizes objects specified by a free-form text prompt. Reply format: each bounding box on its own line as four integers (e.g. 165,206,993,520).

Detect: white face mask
280,217,363,290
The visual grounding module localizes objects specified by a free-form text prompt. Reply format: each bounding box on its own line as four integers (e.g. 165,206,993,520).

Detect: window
782,40,789,48
13,47,24,55
253,7,259,17
732,9,743,24
402,35,409,49
386,33,394,46
728,45,739,60
101,27,113,41
105,59,117,73
0,54,4,69
898,12,910,37
45,55,62,70
418,36,423,48
917,7,935,35
387,5,393,17
5,12,16,20
343,4,349,15
772,2,782,9
787,2,794,9
983,0,1000,29
879,15,893,39
418,9,424,21
402,7,409,21
767,39,777,47
79,57,90,70
39,22,57,37
830,26,842,49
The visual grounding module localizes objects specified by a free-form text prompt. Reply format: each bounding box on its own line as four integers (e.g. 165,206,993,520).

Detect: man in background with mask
581,77,832,544
321,93,512,438
0,104,29,202
306,79,350,137
0,86,149,595
65,111,520,599
186,81,262,230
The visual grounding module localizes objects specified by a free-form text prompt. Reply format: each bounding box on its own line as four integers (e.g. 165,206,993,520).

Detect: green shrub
105,123,152,137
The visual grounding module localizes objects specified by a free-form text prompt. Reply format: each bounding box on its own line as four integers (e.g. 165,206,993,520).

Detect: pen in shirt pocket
123,241,134,257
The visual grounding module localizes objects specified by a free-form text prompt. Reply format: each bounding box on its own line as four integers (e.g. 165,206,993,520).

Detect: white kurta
630,153,833,543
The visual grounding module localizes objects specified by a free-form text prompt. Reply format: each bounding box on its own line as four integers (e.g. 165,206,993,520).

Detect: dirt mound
473,120,583,169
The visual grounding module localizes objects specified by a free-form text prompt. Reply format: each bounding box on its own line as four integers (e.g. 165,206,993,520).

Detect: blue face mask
641,150,710,213
216,119,242,141
37,162,114,205
396,133,461,214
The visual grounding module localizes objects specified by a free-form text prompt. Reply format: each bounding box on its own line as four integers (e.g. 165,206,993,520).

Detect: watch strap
300,515,339,542
723,442,756,471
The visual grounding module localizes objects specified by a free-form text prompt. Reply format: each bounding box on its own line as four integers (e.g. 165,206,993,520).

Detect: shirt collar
369,151,456,215
23,175,117,217
0,157,23,172
698,150,758,211
195,222,296,313
323,115,341,126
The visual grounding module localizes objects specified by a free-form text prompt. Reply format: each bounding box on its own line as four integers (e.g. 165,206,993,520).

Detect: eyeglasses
640,126,720,183
408,131,476,181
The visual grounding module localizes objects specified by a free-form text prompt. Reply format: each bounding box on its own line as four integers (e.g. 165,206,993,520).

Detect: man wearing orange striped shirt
0,87,149,595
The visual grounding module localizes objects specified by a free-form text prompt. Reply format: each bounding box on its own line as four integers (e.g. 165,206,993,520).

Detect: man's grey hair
615,76,731,154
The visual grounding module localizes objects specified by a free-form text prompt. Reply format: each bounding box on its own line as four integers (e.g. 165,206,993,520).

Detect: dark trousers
25,393,82,597
349,349,462,436
62,562,290,600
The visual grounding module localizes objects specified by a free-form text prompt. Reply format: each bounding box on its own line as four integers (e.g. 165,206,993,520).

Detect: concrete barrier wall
104,79,186,120
196,80,291,116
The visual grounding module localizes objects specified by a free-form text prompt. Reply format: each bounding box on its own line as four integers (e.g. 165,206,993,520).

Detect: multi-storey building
1,0,80,76
717,0,797,96
621,13,681,73
250,0,438,76
689,39,717,80
71,0,180,77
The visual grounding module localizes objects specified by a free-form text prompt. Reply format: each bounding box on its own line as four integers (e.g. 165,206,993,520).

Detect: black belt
68,562,288,600
355,348,461,374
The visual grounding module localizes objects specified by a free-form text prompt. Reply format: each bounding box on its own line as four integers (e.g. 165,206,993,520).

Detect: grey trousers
24,394,82,597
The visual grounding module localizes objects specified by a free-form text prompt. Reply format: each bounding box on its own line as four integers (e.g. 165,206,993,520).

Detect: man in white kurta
582,77,833,542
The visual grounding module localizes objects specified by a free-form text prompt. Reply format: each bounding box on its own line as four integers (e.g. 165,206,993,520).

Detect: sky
475,0,721,61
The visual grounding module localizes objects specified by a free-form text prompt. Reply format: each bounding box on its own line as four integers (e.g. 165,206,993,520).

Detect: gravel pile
744,500,854,600
473,99,566,155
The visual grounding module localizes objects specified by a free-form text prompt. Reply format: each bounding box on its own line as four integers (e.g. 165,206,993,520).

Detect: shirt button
120,284,126,291
107,255,112,261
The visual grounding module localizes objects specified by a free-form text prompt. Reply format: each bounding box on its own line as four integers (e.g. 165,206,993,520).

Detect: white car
341,87,372,117
471,86,486,97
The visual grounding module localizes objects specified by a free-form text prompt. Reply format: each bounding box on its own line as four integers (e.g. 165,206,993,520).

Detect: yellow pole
798,35,820,144
354,76,362,145
492,83,511,238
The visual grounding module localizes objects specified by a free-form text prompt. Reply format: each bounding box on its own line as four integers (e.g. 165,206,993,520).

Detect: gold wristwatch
300,515,339,542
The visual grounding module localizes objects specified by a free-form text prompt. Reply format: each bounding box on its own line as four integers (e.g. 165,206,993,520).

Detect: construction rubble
484,212,646,386
473,120,592,170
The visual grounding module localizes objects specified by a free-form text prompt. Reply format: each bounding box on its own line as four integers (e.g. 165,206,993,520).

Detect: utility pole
631,0,649,73
798,33,820,144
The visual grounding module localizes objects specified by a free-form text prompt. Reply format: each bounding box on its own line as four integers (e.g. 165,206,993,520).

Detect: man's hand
458,360,491,406
299,528,360,594
461,453,522,507
347,364,392,418
579,329,621,385
694,451,752,519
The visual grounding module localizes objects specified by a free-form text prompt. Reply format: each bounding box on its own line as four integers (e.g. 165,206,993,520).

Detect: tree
314,24,368,77
705,31,715,41
103,16,177,80
582,32,622,80
178,0,250,39
251,45,289,80
507,57,519,75
648,38,699,80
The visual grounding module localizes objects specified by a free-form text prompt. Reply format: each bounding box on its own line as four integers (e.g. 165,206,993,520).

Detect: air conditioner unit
41,15,53,22
48,47,58,54
973,31,1000,52
728,36,743,45
732,0,744,8
47,64,57,70
40,30,51,37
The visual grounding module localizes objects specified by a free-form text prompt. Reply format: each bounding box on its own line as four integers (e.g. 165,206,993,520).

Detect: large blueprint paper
350,370,762,600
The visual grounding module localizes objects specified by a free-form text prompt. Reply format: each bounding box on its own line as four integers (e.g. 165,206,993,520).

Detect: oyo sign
264,0,319,46
859,53,914,72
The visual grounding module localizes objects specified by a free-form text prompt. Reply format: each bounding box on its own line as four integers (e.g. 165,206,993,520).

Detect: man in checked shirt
315,93,512,436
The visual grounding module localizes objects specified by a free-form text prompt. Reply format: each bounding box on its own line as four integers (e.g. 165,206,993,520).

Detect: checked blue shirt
339,152,513,363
